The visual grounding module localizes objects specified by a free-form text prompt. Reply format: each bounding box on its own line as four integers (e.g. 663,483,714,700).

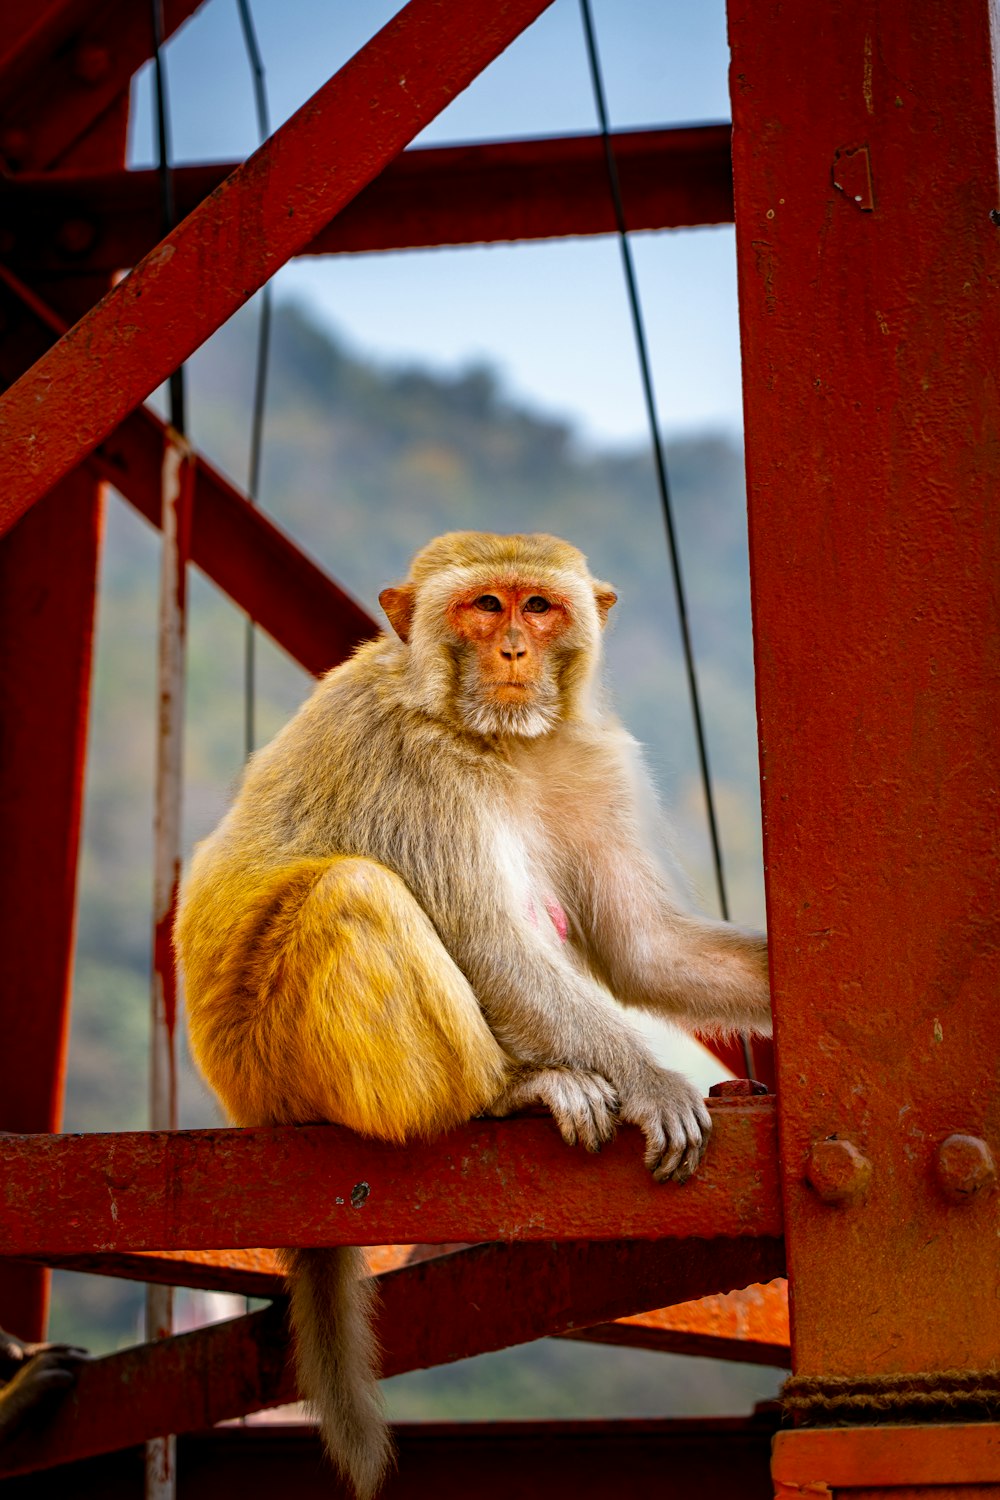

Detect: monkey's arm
576,843,772,1037
438,898,712,1183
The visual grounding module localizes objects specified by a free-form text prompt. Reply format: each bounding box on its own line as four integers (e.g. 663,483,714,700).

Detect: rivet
805,1137,872,1205
935,1134,996,1204
55,218,98,258
73,43,111,85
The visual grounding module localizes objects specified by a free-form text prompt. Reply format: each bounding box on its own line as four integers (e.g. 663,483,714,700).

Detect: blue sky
131,0,743,447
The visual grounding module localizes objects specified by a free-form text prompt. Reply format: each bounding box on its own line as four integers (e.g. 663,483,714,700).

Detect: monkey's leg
486,1066,619,1153
185,854,509,1141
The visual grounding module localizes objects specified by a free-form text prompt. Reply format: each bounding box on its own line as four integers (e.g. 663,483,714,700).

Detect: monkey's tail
281,1246,394,1499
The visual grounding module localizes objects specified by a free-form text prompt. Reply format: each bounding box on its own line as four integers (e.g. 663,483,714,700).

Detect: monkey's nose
500,644,527,660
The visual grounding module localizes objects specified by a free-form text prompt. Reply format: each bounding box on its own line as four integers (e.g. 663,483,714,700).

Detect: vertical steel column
728,0,1000,1492
0,95,128,1340
145,433,193,1500
0,473,104,1338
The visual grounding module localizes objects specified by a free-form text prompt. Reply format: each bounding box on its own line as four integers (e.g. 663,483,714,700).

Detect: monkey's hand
534,1067,619,1153
617,1067,712,1185
487,1066,619,1153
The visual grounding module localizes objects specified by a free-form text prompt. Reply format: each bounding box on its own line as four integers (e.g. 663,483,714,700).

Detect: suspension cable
235,0,273,762
148,6,185,1495
577,0,754,1077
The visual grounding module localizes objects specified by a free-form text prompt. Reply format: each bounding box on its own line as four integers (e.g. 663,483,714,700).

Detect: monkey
0,1329,89,1443
176,531,771,1498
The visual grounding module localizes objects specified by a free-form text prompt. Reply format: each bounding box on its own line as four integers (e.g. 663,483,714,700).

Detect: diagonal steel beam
0,1236,784,1475
0,0,556,535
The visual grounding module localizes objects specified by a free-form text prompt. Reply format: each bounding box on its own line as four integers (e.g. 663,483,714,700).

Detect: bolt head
806,1137,872,1205
708,1078,769,1098
935,1134,996,1204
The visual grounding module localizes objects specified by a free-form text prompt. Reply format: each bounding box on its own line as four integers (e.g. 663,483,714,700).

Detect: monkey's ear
594,588,618,626
379,585,416,642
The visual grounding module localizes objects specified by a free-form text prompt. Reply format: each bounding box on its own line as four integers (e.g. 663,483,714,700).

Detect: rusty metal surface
0,125,734,274
773,1426,1000,1488
565,1277,789,1366
730,0,1000,1404
0,1102,780,1256
0,1237,784,1474
0,0,557,533
0,1419,779,1498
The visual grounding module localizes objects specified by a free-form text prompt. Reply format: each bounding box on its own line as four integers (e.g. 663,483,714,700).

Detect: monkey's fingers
537,1068,618,1152
653,1107,711,1185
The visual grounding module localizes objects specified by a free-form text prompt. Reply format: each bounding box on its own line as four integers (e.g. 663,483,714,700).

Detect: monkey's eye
523,596,551,613
475,594,503,612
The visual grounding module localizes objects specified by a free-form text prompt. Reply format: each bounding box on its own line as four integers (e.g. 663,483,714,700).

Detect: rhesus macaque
0,1329,89,1443
177,531,771,1497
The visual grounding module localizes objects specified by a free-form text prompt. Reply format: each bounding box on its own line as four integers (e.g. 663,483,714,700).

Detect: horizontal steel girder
0,1103,779,1257
0,1237,784,1475
0,125,734,274
0,0,557,534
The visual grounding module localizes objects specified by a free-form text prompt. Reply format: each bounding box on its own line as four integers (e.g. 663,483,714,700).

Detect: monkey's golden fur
177,531,771,1498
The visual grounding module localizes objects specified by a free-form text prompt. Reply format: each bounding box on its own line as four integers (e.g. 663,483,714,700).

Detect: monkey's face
447,581,572,738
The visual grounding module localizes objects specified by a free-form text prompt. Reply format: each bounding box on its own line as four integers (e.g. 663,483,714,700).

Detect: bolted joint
805,1137,872,1206
935,1134,996,1204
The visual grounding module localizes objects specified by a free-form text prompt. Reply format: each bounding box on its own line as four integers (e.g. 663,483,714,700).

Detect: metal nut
805,1137,872,1205
935,1134,996,1204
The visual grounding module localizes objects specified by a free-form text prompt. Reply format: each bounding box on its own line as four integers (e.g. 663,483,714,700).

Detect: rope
235,0,273,761
577,0,754,1079
783,1368,1000,1421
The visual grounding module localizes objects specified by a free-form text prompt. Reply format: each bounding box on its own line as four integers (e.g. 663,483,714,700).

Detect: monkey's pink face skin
447,582,572,701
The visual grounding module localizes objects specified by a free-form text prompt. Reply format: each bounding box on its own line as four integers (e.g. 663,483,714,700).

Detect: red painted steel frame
0,0,205,171
729,0,1000,1491
0,0,557,532
0,1237,785,1474
0,1101,780,1257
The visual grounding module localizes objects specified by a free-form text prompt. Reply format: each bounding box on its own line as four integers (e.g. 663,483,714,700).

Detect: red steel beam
0,0,557,535
730,0,1000,1489
772,1425,1000,1491
0,125,734,274
563,1277,789,1367
0,0,205,171
0,1235,784,1474
36,1247,789,1366
0,100,127,1344
0,1420,780,1497
0,468,104,1340
0,1101,780,1257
